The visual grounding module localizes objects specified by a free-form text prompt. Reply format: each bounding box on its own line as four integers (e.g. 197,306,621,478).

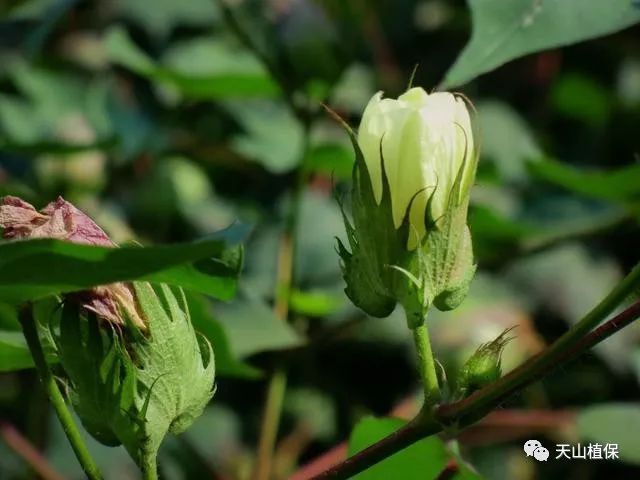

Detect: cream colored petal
357,92,386,204
398,87,430,108
454,96,476,204
419,92,457,126
416,92,464,219
383,110,429,233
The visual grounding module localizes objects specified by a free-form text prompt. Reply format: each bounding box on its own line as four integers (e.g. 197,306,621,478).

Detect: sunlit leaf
104,26,279,99
0,231,245,304
476,101,542,183
444,0,640,87
227,100,304,173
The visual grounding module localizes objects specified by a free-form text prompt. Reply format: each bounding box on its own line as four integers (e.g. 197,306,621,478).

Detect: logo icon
533,446,549,461
524,440,549,462
524,440,542,457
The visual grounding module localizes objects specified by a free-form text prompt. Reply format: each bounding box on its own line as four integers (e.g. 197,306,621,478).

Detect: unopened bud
335,87,479,325
0,196,145,329
455,328,515,398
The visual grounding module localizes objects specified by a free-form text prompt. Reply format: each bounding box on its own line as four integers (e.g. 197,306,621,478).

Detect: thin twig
0,421,66,480
19,307,103,480
439,264,640,425
214,3,314,479
312,413,440,480
434,459,459,480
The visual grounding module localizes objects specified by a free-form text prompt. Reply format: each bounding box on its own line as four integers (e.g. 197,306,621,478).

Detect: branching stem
312,263,640,479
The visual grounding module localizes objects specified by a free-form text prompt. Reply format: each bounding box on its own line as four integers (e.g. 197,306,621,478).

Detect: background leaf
215,289,303,358
529,158,640,203
105,26,279,99
444,0,640,87
347,417,481,480
0,332,33,372
577,403,640,465
186,292,261,379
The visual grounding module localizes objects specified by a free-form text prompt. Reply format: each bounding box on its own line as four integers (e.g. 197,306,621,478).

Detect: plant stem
142,456,158,480
214,8,312,476
313,413,440,480
411,321,440,405
311,264,640,479
251,98,313,480
254,367,288,480
19,307,103,480
253,124,310,478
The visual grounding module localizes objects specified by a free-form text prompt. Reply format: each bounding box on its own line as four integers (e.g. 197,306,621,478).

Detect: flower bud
455,328,514,398
47,282,215,469
2,196,215,470
0,196,145,329
335,87,478,326
358,88,475,249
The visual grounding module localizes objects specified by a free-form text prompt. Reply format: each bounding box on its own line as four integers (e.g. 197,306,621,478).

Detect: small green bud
335,87,479,324
455,328,515,398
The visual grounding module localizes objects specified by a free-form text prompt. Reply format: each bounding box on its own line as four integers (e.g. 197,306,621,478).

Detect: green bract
38,282,215,471
336,87,478,326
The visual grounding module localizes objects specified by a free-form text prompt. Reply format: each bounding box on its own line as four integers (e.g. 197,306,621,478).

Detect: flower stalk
19,307,103,480
411,321,440,406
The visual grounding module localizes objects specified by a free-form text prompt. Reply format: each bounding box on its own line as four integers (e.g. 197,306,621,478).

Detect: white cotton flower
357,87,475,248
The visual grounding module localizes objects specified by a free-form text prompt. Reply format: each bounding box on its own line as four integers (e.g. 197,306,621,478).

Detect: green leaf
104,26,279,99
0,331,33,372
347,417,481,479
215,290,303,358
529,158,640,202
113,0,219,39
186,292,261,379
0,303,20,330
577,403,640,465
470,205,541,261
0,231,244,304
0,63,112,147
550,73,612,127
227,100,304,173
443,0,640,87
304,143,354,180
476,101,542,183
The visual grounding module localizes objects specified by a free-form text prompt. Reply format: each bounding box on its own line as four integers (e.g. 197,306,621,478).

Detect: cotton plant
2,83,640,480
